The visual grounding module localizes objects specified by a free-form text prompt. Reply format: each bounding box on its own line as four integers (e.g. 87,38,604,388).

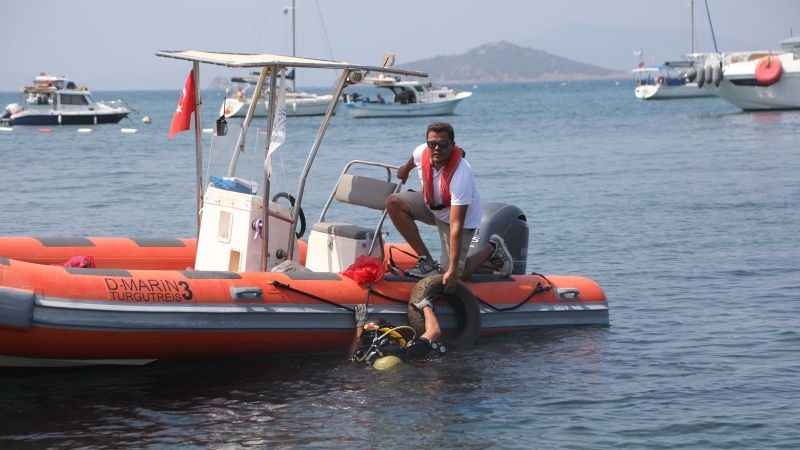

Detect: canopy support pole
259,68,279,272
226,67,269,177
192,62,204,235
287,69,350,260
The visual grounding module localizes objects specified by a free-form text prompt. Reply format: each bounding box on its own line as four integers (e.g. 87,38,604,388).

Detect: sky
1,0,798,91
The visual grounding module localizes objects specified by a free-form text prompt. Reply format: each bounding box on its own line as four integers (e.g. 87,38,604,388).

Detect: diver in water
349,304,444,369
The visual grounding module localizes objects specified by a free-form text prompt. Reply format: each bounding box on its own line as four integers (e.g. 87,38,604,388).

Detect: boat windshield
59,94,90,106
633,68,659,86
633,65,693,86
388,86,416,104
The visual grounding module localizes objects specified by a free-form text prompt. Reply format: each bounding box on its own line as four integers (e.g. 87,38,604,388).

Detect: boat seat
332,174,398,210
311,222,375,240
307,169,400,272
314,172,397,246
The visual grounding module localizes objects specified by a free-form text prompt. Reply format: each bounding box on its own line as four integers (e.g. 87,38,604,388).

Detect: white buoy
202,128,213,134
142,116,152,124
0,127,13,132
121,128,138,134
78,128,93,133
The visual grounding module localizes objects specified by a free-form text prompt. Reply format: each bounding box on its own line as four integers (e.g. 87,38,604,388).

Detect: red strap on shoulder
421,145,462,209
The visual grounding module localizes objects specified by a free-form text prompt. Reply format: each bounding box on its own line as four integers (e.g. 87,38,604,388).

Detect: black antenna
704,0,719,53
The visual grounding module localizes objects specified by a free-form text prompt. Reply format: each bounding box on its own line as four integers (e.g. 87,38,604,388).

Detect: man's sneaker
406,256,440,278
488,235,514,277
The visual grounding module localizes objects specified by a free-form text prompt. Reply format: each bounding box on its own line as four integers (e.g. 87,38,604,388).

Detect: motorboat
633,58,718,100
712,38,800,110
0,50,608,367
344,75,472,118
220,73,333,118
1,73,129,126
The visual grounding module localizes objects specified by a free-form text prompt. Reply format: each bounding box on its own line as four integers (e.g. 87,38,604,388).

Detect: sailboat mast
690,0,695,54
292,0,296,91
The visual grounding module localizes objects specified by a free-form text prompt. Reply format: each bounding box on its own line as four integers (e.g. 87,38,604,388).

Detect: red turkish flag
168,69,196,139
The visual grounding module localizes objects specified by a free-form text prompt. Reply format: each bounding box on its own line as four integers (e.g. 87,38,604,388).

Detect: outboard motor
468,202,529,274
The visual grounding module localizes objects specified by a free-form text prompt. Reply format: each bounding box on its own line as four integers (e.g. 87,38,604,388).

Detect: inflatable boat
0,51,608,367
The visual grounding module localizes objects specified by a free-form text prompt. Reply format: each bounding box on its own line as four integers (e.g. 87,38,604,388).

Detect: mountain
401,41,625,83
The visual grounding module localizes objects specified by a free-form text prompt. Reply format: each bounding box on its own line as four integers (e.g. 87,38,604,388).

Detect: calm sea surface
0,81,798,449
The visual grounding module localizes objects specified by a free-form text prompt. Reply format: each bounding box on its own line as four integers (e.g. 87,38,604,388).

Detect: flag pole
192,62,204,235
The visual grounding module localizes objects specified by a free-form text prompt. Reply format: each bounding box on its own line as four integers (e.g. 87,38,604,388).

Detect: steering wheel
272,192,306,239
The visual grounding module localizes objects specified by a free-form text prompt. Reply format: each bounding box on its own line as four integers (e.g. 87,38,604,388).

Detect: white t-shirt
412,143,482,229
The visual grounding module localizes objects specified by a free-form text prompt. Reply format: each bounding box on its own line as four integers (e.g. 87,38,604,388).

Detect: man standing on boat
386,122,512,343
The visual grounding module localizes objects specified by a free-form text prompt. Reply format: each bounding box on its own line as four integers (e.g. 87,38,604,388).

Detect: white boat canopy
156,49,428,268
156,50,426,77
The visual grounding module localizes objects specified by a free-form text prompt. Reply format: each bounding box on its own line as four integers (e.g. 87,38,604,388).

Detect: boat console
194,180,296,272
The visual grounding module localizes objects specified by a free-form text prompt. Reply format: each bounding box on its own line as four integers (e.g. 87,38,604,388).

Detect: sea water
0,82,798,449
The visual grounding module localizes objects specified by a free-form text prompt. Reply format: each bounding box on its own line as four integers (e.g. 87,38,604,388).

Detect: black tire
407,275,481,348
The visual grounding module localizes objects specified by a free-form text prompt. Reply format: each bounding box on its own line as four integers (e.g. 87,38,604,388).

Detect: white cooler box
195,185,295,272
305,222,381,272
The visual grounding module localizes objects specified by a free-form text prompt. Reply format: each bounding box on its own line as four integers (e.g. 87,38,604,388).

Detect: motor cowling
468,202,529,274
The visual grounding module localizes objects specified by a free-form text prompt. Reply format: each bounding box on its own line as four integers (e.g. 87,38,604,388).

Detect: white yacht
220,73,332,118
633,60,717,100
1,73,129,126
714,38,800,110
343,75,472,118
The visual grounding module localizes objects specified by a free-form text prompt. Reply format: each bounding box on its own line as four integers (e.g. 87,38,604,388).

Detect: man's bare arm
397,156,415,182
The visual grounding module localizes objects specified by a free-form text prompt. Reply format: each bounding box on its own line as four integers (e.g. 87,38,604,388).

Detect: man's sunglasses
427,140,451,150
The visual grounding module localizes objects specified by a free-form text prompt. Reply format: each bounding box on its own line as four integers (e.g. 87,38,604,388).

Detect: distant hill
401,41,625,83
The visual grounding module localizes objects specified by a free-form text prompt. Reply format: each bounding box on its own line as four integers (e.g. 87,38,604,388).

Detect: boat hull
7,111,129,126
0,236,608,367
717,75,800,110
222,96,332,118
635,82,717,100
717,53,800,110
345,94,470,118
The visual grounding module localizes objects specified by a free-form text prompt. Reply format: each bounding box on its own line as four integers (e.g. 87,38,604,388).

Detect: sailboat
219,0,332,118
632,0,718,100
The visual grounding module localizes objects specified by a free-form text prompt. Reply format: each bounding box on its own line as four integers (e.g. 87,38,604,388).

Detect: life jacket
421,145,463,210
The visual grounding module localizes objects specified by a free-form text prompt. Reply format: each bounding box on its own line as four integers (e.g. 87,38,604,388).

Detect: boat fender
0,287,35,330
712,62,723,87
755,56,783,87
684,67,697,83
704,64,713,88
407,275,481,348
696,65,706,88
